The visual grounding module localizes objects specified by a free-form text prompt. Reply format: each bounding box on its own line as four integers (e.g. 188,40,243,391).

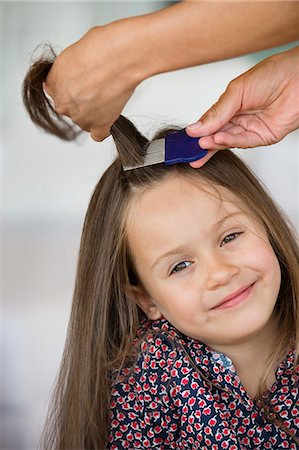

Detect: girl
23,58,298,450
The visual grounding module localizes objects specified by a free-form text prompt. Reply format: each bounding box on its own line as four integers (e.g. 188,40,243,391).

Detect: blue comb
123,128,207,171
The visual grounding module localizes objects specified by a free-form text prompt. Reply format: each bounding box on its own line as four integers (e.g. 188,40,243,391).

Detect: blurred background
1,1,298,449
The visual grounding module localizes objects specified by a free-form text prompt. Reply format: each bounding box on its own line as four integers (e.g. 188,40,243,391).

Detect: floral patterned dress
108,318,299,449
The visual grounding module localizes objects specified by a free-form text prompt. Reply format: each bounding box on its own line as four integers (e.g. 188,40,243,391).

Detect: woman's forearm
38,0,299,141
112,0,299,82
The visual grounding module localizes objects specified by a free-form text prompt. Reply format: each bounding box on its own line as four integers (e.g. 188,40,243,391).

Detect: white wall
2,2,298,449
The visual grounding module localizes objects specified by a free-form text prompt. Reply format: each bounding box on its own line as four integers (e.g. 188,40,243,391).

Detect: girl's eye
170,261,192,275
220,232,242,247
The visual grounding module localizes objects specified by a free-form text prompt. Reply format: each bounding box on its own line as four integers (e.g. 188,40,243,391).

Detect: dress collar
138,317,297,402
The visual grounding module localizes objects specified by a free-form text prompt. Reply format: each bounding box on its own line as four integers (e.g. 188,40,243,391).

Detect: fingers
90,126,111,142
42,82,56,109
188,128,263,168
189,111,277,150
189,149,218,168
42,93,111,142
199,135,229,151
198,123,245,150
212,130,265,149
44,77,112,142
198,130,263,150
186,80,243,138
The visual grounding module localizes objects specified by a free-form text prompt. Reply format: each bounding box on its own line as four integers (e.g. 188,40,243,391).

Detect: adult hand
186,45,299,168
44,24,142,141
42,2,299,144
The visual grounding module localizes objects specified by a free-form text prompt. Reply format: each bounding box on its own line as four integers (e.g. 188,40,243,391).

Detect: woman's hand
44,24,142,141
186,46,299,168
42,2,299,144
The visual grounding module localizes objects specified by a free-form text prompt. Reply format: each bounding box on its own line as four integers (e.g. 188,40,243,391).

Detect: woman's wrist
102,17,154,88
102,8,184,86
108,8,188,82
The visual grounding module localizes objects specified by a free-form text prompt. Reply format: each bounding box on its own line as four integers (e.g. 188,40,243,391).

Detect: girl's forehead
134,175,242,208
126,175,249,228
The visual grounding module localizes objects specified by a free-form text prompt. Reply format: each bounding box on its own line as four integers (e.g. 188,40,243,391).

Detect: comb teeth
123,139,165,171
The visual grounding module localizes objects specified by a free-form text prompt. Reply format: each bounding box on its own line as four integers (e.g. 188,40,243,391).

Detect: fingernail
186,121,202,131
43,83,55,109
198,138,209,149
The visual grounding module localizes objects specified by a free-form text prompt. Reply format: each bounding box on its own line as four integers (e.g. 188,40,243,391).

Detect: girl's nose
205,253,239,290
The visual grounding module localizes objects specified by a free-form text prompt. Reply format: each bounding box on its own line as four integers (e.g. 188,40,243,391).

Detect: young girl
23,58,298,450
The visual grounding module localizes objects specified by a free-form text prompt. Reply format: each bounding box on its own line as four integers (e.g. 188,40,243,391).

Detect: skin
44,1,299,143
187,45,299,167
126,176,281,397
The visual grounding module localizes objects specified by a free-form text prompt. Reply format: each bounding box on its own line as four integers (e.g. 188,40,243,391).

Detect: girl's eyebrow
151,212,245,270
151,245,192,270
216,211,245,226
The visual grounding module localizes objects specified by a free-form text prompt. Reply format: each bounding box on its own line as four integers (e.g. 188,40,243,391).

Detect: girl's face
126,175,281,348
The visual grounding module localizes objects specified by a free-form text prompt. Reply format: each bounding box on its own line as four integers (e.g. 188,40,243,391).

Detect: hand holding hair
43,25,139,142
186,45,299,168
38,1,298,143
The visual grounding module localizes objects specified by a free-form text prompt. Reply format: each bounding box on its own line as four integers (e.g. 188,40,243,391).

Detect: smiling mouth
212,283,255,310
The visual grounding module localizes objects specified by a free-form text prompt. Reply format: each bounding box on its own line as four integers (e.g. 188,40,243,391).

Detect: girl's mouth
212,283,255,310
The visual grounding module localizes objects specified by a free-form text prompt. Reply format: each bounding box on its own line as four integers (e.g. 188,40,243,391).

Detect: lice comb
123,128,207,171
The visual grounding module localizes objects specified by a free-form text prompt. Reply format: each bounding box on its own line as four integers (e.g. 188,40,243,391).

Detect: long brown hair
22,51,299,449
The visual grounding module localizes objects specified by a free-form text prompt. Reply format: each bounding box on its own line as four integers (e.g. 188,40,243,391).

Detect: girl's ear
126,285,162,321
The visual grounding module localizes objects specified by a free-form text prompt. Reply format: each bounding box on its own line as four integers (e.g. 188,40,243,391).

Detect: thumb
186,81,242,137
